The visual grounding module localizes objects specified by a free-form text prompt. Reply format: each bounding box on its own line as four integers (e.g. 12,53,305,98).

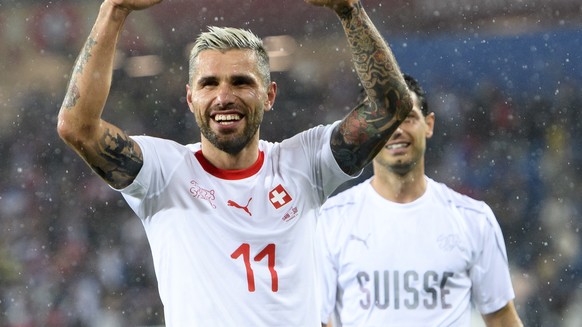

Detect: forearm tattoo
89,127,143,188
332,3,412,175
62,38,96,110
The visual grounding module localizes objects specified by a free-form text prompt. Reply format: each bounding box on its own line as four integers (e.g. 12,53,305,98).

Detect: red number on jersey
231,243,278,292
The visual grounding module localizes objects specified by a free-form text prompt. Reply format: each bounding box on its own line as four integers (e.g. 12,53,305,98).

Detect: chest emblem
269,184,292,209
437,234,465,252
189,180,217,208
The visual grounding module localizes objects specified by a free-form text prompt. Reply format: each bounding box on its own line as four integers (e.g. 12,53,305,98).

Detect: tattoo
62,38,97,110
62,83,80,109
89,128,143,189
332,100,401,175
332,2,412,175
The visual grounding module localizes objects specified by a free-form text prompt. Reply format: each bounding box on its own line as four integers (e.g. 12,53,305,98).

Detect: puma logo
227,197,252,216
349,233,370,249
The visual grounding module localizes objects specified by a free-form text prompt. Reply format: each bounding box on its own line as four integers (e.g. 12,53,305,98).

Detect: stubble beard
389,160,417,176
197,111,263,155
387,149,424,177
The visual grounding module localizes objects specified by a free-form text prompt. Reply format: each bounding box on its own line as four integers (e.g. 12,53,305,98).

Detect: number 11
231,243,279,292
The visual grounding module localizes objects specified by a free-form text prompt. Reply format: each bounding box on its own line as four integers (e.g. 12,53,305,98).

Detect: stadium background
0,0,581,325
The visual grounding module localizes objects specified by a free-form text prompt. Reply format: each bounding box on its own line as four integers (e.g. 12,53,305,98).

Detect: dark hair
356,74,429,116
403,74,428,116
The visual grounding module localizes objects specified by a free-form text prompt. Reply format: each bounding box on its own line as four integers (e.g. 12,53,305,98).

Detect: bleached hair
188,26,271,87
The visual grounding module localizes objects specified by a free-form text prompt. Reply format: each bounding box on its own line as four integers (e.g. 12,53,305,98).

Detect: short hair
356,74,429,116
189,26,271,87
403,74,429,116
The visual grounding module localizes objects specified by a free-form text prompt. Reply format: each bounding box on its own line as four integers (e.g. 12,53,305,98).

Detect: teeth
215,114,241,122
386,143,407,150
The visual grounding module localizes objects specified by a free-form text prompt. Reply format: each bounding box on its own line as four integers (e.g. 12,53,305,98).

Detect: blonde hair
189,26,271,86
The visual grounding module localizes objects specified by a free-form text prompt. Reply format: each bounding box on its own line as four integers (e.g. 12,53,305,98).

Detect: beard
197,109,263,155
389,160,417,176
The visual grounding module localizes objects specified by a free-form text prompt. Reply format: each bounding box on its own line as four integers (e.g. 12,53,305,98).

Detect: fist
109,0,163,11
304,0,358,9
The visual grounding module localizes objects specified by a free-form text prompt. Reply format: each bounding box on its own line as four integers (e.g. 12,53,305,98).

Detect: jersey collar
194,150,264,180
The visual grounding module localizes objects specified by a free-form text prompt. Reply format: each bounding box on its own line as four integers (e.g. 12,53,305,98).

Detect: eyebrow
231,75,257,85
196,76,217,87
410,108,423,116
196,74,258,87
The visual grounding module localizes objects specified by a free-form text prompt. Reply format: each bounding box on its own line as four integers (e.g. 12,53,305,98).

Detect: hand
304,0,358,10
108,0,163,11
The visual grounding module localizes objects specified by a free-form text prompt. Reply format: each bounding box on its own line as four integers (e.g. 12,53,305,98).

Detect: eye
232,76,255,87
403,112,420,124
197,77,218,88
203,81,218,88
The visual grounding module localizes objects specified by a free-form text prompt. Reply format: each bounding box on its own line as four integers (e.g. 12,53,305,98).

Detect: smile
214,113,242,125
386,142,409,150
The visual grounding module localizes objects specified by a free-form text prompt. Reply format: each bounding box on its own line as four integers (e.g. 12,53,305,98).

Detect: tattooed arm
306,0,412,175
57,0,161,189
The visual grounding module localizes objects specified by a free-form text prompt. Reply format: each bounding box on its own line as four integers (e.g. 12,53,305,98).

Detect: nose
215,84,235,108
392,124,404,137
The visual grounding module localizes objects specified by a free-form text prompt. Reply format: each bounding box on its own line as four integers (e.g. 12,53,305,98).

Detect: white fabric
318,177,515,327
119,122,353,326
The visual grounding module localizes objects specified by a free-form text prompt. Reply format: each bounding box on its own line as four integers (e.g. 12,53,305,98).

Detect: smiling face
374,92,435,176
186,49,276,155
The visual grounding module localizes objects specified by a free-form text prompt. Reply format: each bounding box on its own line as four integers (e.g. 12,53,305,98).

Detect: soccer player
317,75,524,327
57,0,413,325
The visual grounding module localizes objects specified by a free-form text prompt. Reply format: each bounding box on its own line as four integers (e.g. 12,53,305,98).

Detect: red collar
194,150,264,180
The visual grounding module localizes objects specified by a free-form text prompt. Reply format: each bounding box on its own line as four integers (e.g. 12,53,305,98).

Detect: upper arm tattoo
60,36,142,188
331,3,413,175
88,127,143,189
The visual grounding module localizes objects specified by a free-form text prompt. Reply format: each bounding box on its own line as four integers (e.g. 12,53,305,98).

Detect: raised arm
57,0,161,189
307,0,413,175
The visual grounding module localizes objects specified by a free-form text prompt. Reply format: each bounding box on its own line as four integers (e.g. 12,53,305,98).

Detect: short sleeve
469,204,515,314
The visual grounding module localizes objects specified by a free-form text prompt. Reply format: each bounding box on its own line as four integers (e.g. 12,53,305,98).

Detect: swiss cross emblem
269,184,292,209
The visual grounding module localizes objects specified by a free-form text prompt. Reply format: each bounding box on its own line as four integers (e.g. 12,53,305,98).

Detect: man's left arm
483,300,523,327
307,0,412,175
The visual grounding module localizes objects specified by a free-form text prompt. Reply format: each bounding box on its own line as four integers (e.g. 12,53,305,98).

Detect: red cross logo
269,184,292,209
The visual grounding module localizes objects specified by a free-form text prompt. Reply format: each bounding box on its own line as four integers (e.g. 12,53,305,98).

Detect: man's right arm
57,0,159,189
482,301,523,327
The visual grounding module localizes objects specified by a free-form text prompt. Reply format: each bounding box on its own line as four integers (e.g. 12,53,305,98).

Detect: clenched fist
108,0,163,11
304,0,359,12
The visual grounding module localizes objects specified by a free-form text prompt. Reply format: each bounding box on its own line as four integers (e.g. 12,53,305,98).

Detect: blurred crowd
1,2,582,326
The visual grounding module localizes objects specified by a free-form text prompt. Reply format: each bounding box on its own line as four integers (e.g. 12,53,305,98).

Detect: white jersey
118,123,353,326
318,177,515,327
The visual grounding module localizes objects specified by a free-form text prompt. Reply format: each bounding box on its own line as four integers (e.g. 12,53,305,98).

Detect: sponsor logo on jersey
349,233,371,249
269,184,292,209
227,197,253,216
189,180,217,208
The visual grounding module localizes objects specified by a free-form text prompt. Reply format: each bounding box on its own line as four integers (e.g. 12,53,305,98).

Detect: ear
264,81,277,112
425,112,435,139
186,84,195,113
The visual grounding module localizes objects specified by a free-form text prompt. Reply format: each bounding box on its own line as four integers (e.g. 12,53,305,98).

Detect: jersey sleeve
469,203,516,314
318,121,358,200
281,121,357,205
116,135,184,220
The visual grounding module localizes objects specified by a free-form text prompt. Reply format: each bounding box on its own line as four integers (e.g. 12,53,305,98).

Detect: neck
370,164,427,203
200,137,260,170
